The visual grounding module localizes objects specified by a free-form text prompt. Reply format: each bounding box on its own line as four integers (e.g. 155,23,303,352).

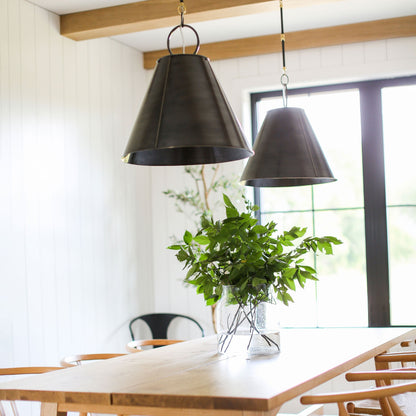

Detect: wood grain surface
1,328,415,415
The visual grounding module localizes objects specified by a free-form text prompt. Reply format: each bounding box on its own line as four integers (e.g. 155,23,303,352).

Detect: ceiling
28,0,416,52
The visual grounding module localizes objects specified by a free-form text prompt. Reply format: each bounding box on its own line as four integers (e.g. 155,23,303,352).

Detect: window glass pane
314,210,368,327
383,84,416,325
260,187,312,212
256,96,283,125
388,207,416,325
383,85,416,205
307,91,363,210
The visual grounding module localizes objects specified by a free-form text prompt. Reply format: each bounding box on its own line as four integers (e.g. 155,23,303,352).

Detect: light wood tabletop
1,328,415,416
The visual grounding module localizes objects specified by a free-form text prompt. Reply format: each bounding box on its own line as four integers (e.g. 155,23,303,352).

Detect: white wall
0,0,153,367
148,36,416,412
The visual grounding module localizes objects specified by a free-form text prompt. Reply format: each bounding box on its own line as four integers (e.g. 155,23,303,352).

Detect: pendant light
241,0,336,187
122,1,253,166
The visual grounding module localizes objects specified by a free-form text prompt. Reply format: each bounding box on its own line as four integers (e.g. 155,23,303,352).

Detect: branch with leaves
169,195,342,308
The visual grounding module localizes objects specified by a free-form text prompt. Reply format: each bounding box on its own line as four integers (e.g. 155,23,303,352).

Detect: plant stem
218,295,280,353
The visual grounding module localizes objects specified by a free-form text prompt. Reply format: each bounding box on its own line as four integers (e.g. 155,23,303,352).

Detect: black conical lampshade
122,54,253,166
241,107,336,187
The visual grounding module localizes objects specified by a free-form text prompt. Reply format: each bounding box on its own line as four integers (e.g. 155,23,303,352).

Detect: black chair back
129,313,204,340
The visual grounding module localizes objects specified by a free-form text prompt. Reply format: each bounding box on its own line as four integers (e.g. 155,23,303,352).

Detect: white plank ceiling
27,0,416,52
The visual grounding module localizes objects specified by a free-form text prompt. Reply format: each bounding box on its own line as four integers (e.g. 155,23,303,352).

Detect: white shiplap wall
0,0,153,367
149,36,416,412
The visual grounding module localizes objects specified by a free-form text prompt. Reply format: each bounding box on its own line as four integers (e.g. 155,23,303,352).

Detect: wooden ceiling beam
60,0,342,41
60,0,277,41
143,15,416,69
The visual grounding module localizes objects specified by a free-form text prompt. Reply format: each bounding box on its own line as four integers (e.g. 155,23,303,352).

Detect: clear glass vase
215,285,280,357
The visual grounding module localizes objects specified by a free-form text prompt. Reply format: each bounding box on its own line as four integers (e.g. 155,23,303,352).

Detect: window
251,76,416,327
383,84,416,326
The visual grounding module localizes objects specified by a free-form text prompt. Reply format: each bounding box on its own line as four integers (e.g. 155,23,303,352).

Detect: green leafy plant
169,195,342,308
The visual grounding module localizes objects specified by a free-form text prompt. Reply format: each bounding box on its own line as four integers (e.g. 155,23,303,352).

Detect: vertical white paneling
21,0,44,364
62,34,78,356
1,0,152,367
8,0,30,366
0,0,11,367
49,12,71,361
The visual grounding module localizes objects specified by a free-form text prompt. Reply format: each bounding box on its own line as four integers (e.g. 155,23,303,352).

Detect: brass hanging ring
167,24,200,55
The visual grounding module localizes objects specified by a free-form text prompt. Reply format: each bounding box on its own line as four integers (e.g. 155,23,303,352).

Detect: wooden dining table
1,327,416,416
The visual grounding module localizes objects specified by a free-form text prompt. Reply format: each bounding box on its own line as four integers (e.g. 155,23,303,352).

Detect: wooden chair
128,313,204,340
301,381,416,416
400,340,416,348
342,370,416,415
60,353,127,367
0,367,62,416
375,352,416,372
126,339,184,353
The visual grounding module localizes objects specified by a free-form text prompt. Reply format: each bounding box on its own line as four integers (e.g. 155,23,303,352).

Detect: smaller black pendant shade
241,107,336,187
122,54,253,166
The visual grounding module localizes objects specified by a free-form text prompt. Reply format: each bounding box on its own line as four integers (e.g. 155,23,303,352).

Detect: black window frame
250,75,416,327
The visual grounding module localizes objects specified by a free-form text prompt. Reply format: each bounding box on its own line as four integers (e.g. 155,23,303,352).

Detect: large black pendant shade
241,107,336,187
122,54,253,166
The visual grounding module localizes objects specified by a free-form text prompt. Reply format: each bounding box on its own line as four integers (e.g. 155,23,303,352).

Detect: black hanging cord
279,0,286,71
279,0,289,107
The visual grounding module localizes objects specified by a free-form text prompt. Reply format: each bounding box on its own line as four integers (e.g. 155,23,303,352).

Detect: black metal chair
128,313,205,340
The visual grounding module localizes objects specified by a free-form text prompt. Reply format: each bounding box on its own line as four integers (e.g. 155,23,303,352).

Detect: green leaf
252,277,267,287
286,278,296,291
283,268,297,279
252,225,267,234
176,249,188,262
301,265,316,273
183,230,193,245
167,245,182,250
186,264,198,279
226,207,239,218
194,235,210,245
324,236,343,245
196,285,204,294
206,297,217,306
317,240,333,254
223,194,236,209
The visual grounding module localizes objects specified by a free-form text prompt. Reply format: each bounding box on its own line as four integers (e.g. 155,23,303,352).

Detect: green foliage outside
169,195,342,307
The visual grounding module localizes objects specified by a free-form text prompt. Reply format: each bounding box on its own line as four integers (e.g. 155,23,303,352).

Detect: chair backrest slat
128,313,204,340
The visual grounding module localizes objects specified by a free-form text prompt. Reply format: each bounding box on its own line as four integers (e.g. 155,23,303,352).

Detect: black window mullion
250,95,261,223
359,83,390,327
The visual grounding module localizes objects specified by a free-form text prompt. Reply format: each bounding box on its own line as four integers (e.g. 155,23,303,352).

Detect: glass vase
215,285,280,357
